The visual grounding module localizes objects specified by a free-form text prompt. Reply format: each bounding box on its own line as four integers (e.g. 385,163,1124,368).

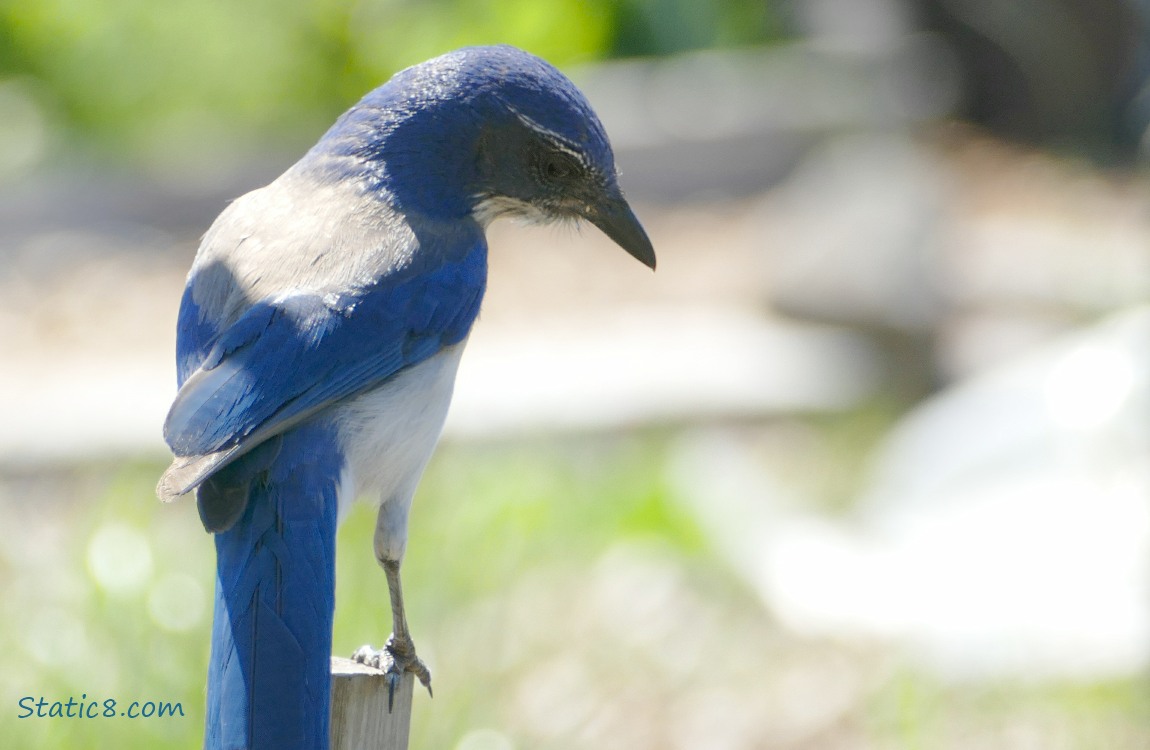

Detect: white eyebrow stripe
505,103,590,168
542,139,587,164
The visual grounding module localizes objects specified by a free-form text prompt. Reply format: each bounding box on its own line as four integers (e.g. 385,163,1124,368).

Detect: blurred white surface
677,307,1150,680
450,307,879,437
0,306,879,464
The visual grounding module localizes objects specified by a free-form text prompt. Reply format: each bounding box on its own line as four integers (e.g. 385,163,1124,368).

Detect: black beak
586,189,656,270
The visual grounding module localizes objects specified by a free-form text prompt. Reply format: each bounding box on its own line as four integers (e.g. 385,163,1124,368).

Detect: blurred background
1,0,1148,747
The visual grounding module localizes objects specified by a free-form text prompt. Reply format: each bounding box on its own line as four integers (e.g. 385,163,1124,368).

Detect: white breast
334,342,466,523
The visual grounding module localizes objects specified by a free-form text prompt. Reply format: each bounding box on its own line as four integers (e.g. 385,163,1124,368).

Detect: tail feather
204,424,342,750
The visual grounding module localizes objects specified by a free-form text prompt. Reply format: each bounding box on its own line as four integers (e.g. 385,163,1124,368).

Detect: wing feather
158,236,486,499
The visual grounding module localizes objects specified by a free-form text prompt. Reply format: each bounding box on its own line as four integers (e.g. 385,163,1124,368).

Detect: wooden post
330,657,414,750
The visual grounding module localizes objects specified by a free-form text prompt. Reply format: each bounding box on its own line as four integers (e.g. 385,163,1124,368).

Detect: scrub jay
157,45,654,750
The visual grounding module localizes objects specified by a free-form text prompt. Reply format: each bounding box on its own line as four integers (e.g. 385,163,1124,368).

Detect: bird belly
334,342,466,521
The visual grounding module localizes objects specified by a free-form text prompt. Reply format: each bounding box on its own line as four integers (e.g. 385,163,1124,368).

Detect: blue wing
161,236,486,495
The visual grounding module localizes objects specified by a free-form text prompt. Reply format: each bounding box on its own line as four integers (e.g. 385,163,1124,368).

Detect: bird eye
545,157,572,179
539,151,579,182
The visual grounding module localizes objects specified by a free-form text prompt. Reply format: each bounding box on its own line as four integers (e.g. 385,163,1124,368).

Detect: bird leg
352,557,432,710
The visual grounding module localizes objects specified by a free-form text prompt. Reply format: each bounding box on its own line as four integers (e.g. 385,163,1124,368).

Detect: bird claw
351,636,432,712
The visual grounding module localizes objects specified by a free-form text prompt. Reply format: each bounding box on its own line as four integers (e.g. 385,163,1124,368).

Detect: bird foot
351,635,432,711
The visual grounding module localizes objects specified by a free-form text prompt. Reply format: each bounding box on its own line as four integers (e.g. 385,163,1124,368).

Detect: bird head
320,45,656,270
462,47,656,270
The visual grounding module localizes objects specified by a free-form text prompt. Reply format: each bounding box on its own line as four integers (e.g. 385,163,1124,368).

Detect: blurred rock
758,129,1150,387
574,37,961,202
759,133,951,331
916,0,1150,162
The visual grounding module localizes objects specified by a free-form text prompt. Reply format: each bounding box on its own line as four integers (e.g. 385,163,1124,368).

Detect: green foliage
0,462,212,749
2,436,1146,748
332,435,699,652
0,0,617,159
0,437,698,748
0,0,784,162
610,0,783,57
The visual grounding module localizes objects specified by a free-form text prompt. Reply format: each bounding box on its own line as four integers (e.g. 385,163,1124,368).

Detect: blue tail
204,424,342,750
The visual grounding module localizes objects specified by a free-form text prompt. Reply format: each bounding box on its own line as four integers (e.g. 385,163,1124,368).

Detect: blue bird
157,45,654,750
